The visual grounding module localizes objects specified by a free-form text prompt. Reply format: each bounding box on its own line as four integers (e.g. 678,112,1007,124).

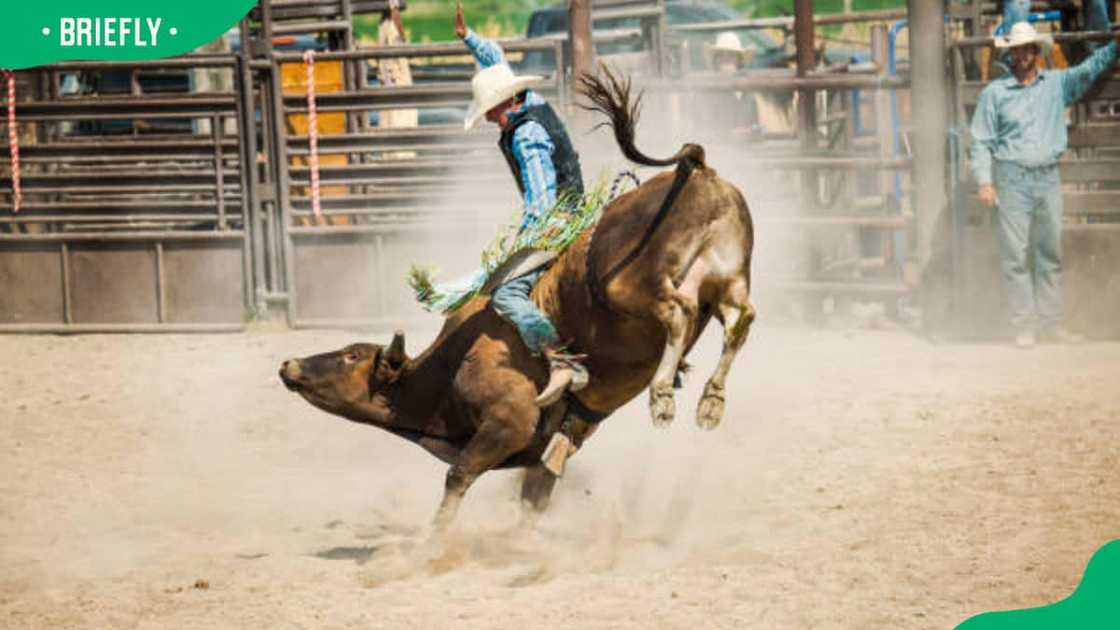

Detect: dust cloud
3,69,1120,630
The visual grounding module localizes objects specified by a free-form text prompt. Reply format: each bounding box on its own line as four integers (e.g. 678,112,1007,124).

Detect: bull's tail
578,66,705,169
578,66,705,310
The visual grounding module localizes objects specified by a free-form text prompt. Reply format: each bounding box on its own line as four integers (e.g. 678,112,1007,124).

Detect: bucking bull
280,70,755,529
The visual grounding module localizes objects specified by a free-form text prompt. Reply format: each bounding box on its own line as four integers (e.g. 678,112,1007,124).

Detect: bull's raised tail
578,66,705,170
577,67,706,311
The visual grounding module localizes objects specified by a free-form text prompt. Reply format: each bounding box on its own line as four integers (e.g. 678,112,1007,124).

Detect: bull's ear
384,330,407,368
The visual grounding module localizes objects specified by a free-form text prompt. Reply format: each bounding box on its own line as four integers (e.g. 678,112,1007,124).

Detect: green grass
354,0,909,44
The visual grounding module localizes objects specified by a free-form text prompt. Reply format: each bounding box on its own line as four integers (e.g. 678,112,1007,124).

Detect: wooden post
909,0,948,284
569,0,595,87
794,0,821,323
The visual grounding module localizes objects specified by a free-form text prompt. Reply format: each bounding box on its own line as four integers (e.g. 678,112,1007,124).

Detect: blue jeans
994,161,1064,332
491,269,558,355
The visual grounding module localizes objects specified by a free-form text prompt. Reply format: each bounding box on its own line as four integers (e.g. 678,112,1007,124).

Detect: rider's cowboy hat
463,63,544,130
994,21,1053,54
704,31,755,63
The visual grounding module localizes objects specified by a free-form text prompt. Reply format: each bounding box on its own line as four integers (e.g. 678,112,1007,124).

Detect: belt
995,160,1058,174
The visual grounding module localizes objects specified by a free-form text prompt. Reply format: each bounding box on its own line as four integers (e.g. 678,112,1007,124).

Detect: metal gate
1,57,250,332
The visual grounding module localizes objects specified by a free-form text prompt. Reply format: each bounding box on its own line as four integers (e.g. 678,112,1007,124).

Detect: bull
280,69,755,528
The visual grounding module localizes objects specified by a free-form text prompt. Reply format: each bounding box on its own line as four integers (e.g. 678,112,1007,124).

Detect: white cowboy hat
463,63,543,130
994,21,1053,54
705,31,755,58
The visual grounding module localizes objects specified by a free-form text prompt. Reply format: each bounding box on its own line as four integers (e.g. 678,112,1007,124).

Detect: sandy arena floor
1,325,1118,629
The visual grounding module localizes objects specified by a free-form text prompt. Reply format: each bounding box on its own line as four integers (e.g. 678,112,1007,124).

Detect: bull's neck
376,343,461,437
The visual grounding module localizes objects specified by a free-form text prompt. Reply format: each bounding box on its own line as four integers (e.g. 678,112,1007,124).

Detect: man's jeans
491,269,559,355
994,161,1065,332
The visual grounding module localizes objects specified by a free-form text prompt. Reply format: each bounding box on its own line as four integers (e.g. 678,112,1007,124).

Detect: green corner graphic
957,539,1120,630
1,2,257,70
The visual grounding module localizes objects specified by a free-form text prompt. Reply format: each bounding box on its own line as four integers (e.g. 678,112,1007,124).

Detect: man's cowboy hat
704,31,755,61
463,63,543,130
994,21,1053,54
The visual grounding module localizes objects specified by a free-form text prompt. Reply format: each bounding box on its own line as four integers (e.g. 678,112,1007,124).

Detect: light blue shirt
970,41,1118,185
465,30,557,230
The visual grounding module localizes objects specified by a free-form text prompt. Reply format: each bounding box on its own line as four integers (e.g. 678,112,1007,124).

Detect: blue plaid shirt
465,30,558,231
970,41,1118,185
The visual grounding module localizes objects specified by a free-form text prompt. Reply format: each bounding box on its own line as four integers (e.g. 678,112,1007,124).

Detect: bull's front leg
432,402,539,532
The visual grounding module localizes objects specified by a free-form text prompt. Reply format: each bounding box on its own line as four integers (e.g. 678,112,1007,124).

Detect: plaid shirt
465,30,557,231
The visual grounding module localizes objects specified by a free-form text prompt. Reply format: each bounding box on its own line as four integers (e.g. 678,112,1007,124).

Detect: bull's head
279,331,409,420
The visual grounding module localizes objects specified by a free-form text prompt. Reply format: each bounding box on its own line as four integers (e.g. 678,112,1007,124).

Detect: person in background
970,22,1120,348
375,0,417,140
999,0,1112,70
703,31,762,139
454,0,588,401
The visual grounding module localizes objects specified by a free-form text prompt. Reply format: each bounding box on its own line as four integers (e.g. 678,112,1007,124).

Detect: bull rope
3,69,20,213
302,50,322,219
608,169,640,200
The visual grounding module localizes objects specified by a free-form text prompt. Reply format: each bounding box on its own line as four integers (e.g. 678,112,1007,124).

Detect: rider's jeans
491,269,559,355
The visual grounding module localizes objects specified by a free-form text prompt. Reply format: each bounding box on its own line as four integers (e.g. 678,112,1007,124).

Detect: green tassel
408,178,611,315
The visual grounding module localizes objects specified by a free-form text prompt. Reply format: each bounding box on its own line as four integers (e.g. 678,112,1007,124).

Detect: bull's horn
386,330,406,365
535,368,574,408
389,330,405,354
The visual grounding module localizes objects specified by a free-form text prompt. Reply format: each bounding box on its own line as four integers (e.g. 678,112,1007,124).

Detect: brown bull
279,70,755,528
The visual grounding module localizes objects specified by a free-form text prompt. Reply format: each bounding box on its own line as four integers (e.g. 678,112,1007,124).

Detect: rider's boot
534,346,589,407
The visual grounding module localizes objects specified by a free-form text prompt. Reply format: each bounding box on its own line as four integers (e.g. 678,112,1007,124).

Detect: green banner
957,540,1120,629
0,2,258,70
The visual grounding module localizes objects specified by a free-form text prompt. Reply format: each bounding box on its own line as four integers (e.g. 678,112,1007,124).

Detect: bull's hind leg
518,464,558,529
697,279,755,430
650,278,698,427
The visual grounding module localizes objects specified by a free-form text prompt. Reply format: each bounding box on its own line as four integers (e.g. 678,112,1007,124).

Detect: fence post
794,0,822,322
569,0,594,87
909,0,948,287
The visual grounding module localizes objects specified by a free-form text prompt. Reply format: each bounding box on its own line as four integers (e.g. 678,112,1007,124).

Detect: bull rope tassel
3,69,21,213
302,50,322,219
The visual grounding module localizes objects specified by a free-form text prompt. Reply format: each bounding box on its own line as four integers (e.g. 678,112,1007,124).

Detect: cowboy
455,0,588,396
970,21,1119,348
704,31,762,139
994,0,1111,77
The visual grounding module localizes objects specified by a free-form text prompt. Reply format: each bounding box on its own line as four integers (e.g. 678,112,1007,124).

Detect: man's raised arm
1061,35,1120,106
455,0,505,68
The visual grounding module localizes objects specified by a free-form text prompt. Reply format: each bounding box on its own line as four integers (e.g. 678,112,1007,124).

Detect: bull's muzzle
280,359,302,390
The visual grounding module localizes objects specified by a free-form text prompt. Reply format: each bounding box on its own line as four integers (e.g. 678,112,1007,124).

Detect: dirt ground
1,324,1118,629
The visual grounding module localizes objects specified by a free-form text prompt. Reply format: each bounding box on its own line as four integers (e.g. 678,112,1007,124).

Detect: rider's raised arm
464,30,506,68
512,121,557,232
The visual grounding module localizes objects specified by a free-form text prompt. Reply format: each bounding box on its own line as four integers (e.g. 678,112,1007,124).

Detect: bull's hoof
649,383,676,427
696,381,726,431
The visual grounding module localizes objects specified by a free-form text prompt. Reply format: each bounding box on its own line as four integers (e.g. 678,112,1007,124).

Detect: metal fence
0,56,250,332
3,1,1119,335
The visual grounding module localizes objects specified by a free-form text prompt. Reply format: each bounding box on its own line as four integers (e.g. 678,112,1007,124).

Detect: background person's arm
970,87,999,206
1060,38,1119,106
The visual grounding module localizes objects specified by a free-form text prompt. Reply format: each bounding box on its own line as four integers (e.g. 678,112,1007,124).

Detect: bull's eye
343,351,359,364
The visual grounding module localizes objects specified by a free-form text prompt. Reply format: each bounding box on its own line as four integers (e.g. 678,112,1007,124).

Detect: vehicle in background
520,0,788,75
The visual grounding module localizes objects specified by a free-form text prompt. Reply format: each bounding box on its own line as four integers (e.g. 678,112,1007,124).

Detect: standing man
971,22,1119,348
703,31,762,139
455,0,588,402
375,0,417,144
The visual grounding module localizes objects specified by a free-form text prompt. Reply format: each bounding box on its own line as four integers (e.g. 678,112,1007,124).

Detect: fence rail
4,1,1119,333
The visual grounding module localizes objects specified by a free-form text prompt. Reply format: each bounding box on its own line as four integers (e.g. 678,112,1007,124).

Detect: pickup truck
519,0,788,75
